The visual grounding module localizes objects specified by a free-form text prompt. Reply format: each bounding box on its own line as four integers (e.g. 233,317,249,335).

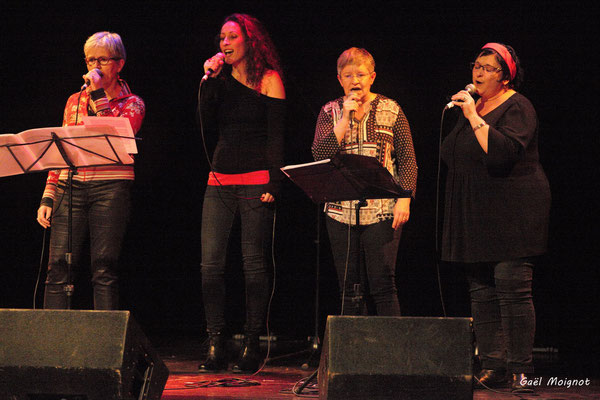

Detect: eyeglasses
470,62,502,73
340,72,373,80
85,57,121,66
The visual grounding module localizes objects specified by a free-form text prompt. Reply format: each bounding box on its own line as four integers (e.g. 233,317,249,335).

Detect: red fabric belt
207,170,270,186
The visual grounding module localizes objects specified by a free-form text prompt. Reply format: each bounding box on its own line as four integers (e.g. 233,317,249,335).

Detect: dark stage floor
154,335,600,400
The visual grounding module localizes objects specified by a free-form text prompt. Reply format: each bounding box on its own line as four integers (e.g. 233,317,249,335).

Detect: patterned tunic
40,80,145,206
312,94,417,225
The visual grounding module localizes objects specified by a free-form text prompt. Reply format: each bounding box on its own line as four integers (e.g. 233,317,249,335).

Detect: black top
441,92,551,263
198,74,286,195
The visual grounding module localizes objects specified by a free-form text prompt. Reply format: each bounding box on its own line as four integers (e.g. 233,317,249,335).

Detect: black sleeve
486,98,537,173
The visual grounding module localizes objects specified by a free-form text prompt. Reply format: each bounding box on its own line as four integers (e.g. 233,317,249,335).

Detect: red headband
482,42,516,81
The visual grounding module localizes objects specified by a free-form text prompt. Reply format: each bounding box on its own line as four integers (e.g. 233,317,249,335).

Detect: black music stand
0,123,137,309
280,153,412,369
282,153,411,203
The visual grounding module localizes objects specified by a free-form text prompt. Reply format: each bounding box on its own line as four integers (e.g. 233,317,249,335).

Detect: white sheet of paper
81,116,137,154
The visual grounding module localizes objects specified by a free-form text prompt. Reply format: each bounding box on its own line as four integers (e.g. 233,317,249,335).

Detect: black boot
232,336,262,373
511,373,534,393
198,333,227,372
474,369,508,388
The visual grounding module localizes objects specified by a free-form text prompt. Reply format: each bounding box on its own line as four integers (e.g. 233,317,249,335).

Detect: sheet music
0,124,134,178
81,116,137,154
280,159,330,171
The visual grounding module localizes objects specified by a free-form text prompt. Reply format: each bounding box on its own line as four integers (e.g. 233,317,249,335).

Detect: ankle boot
474,369,508,388
198,333,227,372
511,373,534,393
232,336,262,373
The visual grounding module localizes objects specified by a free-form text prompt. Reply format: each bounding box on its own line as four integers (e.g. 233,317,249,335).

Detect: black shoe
511,373,535,393
198,333,228,372
232,337,262,373
474,369,508,388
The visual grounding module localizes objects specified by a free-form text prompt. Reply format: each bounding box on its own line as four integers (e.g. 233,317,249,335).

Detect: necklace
486,88,509,103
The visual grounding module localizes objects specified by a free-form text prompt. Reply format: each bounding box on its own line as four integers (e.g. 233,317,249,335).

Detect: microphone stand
266,204,323,370
349,199,367,315
348,111,366,315
279,152,412,381
51,132,77,309
303,204,322,368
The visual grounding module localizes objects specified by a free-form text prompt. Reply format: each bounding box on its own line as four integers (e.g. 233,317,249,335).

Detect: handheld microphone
81,69,103,90
202,52,225,81
445,84,476,109
348,87,361,128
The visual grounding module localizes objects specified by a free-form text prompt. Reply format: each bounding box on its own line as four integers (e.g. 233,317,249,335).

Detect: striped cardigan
40,80,145,207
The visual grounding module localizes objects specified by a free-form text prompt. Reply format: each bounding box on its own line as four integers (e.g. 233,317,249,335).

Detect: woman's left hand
392,198,411,230
261,193,275,203
451,90,477,119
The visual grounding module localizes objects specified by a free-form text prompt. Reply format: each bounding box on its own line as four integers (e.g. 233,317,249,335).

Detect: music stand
280,153,412,368
0,119,137,309
282,153,411,204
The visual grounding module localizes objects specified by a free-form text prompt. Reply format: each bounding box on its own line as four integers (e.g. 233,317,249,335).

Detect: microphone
445,84,476,109
348,87,361,127
81,69,103,90
202,52,225,81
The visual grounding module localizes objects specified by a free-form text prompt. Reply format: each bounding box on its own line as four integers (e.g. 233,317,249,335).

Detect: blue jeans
44,180,131,310
465,259,535,373
326,216,402,316
201,184,274,336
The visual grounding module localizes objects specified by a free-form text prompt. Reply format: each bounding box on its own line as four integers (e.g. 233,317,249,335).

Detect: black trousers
465,259,536,374
200,184,273,337
326,216,402,316
44,180,131,310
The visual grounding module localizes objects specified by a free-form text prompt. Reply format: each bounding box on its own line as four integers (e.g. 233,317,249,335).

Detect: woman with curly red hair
197,13,285,373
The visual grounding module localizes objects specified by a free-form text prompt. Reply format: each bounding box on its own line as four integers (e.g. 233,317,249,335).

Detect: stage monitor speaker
0,309,169,400
318,316,473,400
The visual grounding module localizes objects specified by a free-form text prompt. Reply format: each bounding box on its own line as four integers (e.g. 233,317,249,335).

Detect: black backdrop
1,1,597,376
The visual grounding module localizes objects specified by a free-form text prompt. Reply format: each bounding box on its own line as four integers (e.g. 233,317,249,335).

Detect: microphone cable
33,226,50,309
74,86,85,125
435,107,450,317
196,78,261,201
251,206,277,376
33,187,68,309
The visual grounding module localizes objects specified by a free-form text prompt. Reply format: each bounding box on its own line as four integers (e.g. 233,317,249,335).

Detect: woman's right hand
203,54,224,78
450,89,477,119
37,205,52,229
342,92,360,120
333,92,361,143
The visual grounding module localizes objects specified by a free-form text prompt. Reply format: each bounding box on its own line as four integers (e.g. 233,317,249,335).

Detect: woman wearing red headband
441,43,550,393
